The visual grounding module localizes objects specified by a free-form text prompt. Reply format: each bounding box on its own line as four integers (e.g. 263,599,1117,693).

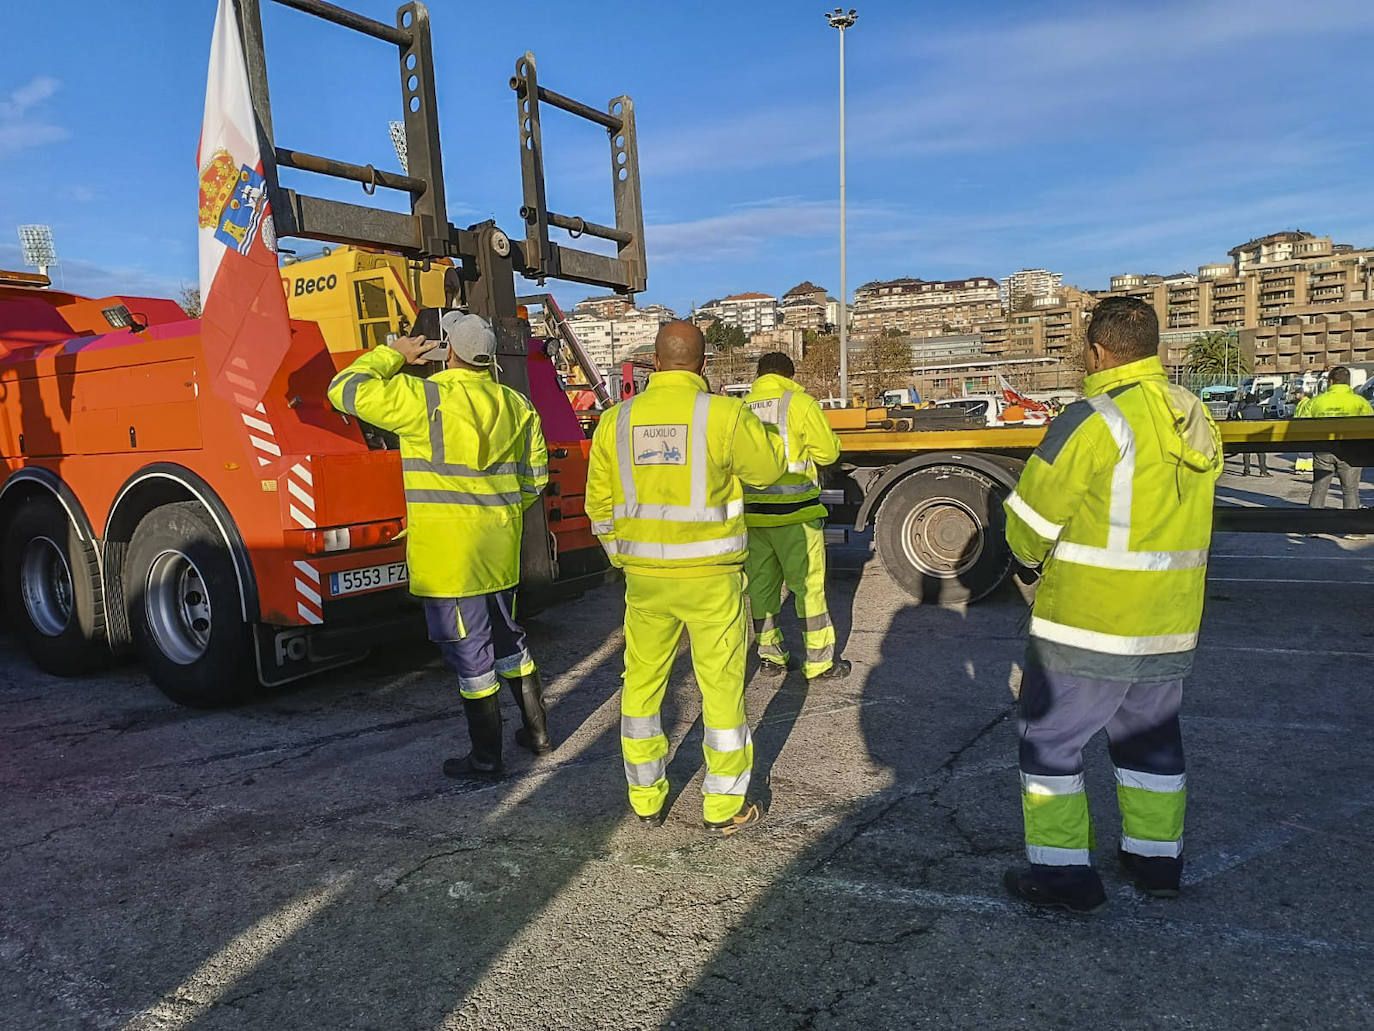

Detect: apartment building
695,292,780,335
979,288,1093,362
1001,268,1063,311
565,308,661,371
1241,300,1374,376
851,276,1001,338
574,295,636,320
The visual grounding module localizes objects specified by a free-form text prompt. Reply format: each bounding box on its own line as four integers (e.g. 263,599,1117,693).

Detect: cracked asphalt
2,455,1372,1030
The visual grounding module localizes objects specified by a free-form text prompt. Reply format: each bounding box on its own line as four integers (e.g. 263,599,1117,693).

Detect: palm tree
1186,330,1248,378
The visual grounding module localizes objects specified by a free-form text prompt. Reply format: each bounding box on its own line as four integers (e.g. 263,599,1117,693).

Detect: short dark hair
756,351,795,378
1087,296,1158,361
1330,366,1351,385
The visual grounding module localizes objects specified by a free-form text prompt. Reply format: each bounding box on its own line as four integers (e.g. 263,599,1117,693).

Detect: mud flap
253,624,368,687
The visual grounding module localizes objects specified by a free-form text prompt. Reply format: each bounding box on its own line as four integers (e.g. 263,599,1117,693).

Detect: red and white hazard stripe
293,560,323,625
240,402,281,468
286,459,315,529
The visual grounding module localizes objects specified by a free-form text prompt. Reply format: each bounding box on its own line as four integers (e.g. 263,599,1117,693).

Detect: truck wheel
124,502,255,707
1,495,107,674
874,465,1013,606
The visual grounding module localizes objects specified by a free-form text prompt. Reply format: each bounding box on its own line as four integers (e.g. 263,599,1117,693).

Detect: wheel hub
145,550,212,665
19,536,74,637
900,498,984,579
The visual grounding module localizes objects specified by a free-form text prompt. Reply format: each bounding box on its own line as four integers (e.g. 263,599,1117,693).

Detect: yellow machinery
281,246,450,356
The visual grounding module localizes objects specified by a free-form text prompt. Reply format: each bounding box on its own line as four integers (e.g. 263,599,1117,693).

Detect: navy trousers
423,590,536,699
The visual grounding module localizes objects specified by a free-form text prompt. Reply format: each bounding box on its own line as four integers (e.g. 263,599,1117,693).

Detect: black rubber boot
808,658,852,682
1118,849,1182,898
443,694,504,780
1003,864,1107,914
508,672,552,755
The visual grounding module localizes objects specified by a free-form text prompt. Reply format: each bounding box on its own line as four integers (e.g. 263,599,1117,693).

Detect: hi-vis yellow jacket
585,370,787,577
1003,356,1223,682
741,374,841,527
328,346,548,598
1302,382,1374,419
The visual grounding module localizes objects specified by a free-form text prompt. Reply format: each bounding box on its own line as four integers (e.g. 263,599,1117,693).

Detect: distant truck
880,387,922,407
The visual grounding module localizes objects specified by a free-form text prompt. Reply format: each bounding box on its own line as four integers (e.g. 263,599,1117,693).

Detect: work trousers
745,519,835,677
424,590,536,699
620,571,752,823
1017,665,1186,878
1241,452,1268,475
1309,453,1363,510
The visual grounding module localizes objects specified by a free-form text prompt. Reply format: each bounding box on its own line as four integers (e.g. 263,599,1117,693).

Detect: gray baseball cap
439,311,496,366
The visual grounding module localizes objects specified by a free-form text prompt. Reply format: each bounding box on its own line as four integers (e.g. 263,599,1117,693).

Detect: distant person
1299,366,1374,510
741,352,850,682
1001,296,1223,913
1294,390,1313,418
1237,394,1270,477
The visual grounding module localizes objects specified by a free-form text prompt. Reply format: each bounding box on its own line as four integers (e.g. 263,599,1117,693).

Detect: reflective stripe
625,756,666,787
336,372,367,414
591,519,614,536
615,399,638,508
405,488,525,507
616,535,748,560
1121,834,1183,858
459,670,499,698
1021,771,1086,796
703,770,751,795
1026,845,1091,866
614,498,744,522
1088,393,1135,550
494,648,535,676
621,714,664,739
1005,490,1063,540
1115,768,1186,793
750,481,819,496
423,379,446,464
703,724,751,753
403,457,519,477
805,643,834,664
690,392,711,506
787,462,810,474
518,463,548,480
1030,617,1198,655
1055,542,1209,572
801,613,831,632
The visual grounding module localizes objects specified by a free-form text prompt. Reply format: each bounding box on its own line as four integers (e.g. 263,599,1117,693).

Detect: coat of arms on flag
199,148,268,254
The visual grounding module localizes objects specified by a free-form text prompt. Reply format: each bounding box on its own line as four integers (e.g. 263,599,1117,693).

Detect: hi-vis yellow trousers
745,519,835,677
620,570,753,823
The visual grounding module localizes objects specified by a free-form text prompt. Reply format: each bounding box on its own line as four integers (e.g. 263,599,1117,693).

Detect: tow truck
0,0,643,705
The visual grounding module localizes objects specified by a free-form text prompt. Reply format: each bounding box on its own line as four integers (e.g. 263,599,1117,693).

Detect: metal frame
512,52,647,294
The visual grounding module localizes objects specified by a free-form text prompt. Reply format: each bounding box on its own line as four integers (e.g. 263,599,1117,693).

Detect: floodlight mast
825,7,856,403
17,224,57,280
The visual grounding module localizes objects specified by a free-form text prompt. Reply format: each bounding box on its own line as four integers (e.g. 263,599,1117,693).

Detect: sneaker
1117,849,1181,898
1002,865,1107,914
808,658,852,682
704,802,762,837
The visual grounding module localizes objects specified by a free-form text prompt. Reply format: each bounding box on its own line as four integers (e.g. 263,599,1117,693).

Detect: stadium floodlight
17,223,57,276
388,120,409,175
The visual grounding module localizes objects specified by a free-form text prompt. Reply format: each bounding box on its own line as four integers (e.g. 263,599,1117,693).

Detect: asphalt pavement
2,454,1372,1030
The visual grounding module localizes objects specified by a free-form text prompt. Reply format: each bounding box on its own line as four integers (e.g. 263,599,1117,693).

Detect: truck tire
1,495,107,674
874,465,1013,606
124,502,255,707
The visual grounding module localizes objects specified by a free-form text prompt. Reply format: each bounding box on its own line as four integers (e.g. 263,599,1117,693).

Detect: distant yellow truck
280,246,449,357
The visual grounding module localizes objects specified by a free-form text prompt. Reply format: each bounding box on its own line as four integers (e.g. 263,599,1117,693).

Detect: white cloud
0,242,187,300
0,75,67,157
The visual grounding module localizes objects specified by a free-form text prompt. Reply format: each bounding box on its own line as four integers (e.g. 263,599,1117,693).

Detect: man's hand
389,335,434,365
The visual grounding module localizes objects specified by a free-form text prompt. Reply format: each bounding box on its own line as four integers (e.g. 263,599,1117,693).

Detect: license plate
329,562,409,597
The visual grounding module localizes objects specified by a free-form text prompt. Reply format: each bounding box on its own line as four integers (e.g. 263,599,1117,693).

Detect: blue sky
3,0,1374,316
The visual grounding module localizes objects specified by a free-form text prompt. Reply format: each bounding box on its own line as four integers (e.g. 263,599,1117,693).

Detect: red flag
998,373,1048,413
197,0,291,411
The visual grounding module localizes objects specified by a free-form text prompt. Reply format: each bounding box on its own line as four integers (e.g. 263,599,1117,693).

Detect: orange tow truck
0,0,645,705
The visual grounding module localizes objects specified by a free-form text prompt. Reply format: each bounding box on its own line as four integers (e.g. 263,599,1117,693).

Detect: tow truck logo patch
747,397,781,425
632,424,686,465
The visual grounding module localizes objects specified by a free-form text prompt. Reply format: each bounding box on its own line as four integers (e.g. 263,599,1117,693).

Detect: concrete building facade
1001,268,1063,311
852,276,1001,338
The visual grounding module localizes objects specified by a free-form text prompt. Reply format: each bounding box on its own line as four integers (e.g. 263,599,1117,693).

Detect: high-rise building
851,276,1000,338
696,292,779,335
1001,268,1063,311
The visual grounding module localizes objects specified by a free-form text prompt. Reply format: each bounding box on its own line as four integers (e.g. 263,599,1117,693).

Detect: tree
1186,330,1248,379
798,333,840,400
854,332,913,399
179,285,202,318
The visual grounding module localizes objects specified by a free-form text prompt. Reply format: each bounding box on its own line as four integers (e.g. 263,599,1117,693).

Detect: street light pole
826,8,857,404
